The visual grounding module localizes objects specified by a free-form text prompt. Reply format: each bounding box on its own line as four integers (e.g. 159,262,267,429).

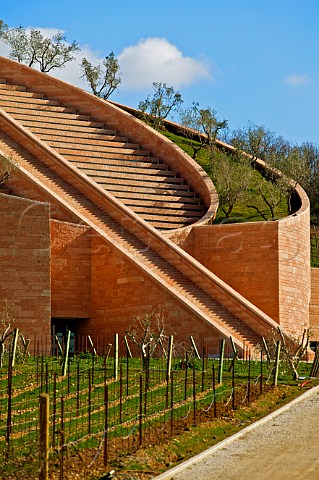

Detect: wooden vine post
114,333,119,380
218,339,225,384
190,336,201,359
62,330,71,376
166,335,174,380
273,340,281,386
11,328,19,367
39,393,49,480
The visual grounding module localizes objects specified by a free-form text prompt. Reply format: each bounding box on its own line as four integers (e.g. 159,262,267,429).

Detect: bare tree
262,327,311,380
81,52,121,99
126,310,168,368
0,21,79,72
0,300,15,368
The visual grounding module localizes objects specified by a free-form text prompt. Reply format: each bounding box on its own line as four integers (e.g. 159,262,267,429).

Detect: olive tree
210,148,253,218
179,103,227,159
0,21,79,72
81,52,121,99
297,142,319,223
228,123,298,218
138,82,183,130
229,122,288,169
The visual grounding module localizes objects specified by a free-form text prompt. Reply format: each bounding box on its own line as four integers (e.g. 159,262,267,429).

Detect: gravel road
154,385,319,480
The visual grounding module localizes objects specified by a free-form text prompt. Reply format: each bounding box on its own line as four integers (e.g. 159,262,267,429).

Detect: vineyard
0,336,314,480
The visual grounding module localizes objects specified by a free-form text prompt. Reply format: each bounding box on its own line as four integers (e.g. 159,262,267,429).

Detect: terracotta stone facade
179,186,312,339
0,56,315,355
309,269,319,341
180,222,280,322
0,192,51,339
50,220,91,319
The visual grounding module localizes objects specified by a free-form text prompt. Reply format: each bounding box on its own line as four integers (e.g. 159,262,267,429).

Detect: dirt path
154,385,319,480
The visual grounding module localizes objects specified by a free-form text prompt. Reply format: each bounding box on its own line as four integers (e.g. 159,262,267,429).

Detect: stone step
123,199,203,210
0,101,77,114
63,151,153,162
10,111,101,126
144,214,194,224
85,170,184,184
19,121,107,133
30,126,119,138
40,132,128,144
0,93,60,107
0,83,27,92
72,158,166,170
96,177,189,190
150,219,198,229
0,88,45,99
135,207,204,217
46,139,140,150
56,146,150,158
141,215,198,228
100,184,198,197
78,164,175,178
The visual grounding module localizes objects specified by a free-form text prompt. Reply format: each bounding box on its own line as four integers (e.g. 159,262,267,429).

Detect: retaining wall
310,268,319,340
50,220,91,319
0,192,51,338
179,185,311,337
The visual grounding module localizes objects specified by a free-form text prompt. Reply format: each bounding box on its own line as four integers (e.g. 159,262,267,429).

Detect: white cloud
285,74,311,87
0,31,212,95
117,37,212,90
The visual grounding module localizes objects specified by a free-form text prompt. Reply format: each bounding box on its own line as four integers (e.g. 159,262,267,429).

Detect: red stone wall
310,268,319,341
79,234,227,355
278,207,310,334
181,222,280,322
0,192,51,339
180,207,311,338
50,220,91,319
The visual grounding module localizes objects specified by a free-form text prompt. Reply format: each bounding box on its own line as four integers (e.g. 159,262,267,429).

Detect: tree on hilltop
179,103,228,159
138,82,183,130
0,21,79,72
81,52,121,99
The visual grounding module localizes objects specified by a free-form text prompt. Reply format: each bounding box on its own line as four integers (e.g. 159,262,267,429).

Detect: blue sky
1,0,319,144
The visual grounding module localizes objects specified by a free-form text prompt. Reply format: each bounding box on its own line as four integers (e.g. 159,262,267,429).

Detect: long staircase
0,60,288,352
0,79,205,230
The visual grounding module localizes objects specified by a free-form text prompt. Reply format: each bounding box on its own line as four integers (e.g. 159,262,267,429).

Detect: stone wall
278,206,310,334
79,235,225,354
0,192,51,339
180,192,311,338
181,221,280,322
50,220,91,319
309,268,319,341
